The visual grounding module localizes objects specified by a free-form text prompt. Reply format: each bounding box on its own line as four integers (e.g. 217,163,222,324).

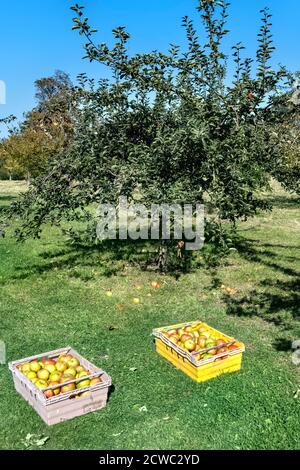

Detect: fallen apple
106,290,113,297
30,361,42,373
67,357,80,369
61,383,76,393
132,298,140,304
37,369,50,381
151,281,160,288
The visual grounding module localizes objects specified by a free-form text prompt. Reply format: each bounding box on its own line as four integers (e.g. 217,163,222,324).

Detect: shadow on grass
223,236,300,330
267,194,300,210
7,238,165,282
272,337,293,352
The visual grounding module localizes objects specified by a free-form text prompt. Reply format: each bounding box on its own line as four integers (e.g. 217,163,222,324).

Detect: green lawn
0,181,299,450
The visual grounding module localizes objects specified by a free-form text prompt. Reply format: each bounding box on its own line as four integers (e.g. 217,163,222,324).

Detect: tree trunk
157,240,168,272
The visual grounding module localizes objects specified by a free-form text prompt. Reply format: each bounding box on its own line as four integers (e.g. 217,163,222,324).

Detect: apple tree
4,1,298,270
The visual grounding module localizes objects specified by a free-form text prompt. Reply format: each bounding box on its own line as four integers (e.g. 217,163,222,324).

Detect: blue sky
0,0,299,135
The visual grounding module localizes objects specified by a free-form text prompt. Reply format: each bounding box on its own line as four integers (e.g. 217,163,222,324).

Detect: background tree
0,70,75,181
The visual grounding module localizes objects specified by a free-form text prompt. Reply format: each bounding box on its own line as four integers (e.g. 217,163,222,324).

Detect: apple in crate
198,336,207,349
60,374,75,383
76,379,91,389
64,367,77,377
21,363,31,374
181,334,193,343
184,339,196,352
56,361,68,373
61,383,76,393
57,354,73,364
90,377,102,386
48,381,61,396
41,358,56,366
44,364,56,374
77,370,89,378
44,389,54,399
49,371,62,382
26,371,37,381
35,379,48,389
37,369,50,381
30,360,42,372
67,357,80,368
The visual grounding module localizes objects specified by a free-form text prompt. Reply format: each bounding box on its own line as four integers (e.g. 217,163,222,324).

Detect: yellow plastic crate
153,321,245,383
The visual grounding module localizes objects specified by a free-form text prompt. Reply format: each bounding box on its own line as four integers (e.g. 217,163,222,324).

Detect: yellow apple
184,339,196,352
35,379,48,389
26,371,37,381
64,367,77,377
44,364,56,374
37,369,50,381
21,363,31,374
30,361,42,373
76,379,91,389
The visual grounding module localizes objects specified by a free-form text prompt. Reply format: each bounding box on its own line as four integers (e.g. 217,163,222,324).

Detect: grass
0,180,299,450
